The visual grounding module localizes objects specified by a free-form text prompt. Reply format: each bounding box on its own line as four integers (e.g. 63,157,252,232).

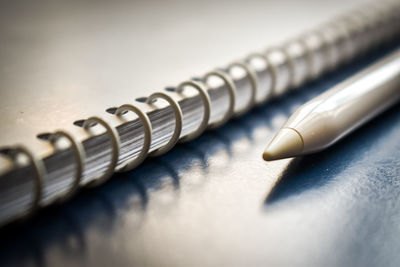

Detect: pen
263,49,400,161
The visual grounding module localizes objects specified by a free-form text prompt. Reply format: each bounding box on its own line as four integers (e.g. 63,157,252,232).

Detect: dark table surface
1,46,400,267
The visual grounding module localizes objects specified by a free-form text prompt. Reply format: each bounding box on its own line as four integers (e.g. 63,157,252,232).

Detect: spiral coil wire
1,0,400,226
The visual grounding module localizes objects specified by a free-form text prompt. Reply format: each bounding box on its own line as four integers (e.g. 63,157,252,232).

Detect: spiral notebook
0,0,399,227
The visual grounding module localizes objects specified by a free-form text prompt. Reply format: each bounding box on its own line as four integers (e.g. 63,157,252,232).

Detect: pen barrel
286,50,400,154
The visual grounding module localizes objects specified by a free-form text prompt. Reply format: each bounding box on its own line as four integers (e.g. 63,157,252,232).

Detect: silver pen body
285,49,400,154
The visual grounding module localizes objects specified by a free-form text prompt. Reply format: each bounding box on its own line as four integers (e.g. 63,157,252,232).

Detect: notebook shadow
0,43,398,267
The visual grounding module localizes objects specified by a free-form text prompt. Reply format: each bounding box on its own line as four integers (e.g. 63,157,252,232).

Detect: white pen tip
262,128,304,161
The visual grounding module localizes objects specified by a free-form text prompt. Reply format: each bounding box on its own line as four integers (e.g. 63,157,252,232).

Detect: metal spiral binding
265,47,294,96
282,40,309,88
226,61,258,116
74,117,121,187
246,52,276,104
146,91,183,156
111,102,153,172
298,31,328,79
0,145,45,222
175,80,211,142
1,0,400,227
203,70,237,128
37,130,85,202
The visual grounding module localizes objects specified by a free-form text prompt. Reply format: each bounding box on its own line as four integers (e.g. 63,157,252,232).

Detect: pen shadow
0,43,398,267
264,103,400,205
